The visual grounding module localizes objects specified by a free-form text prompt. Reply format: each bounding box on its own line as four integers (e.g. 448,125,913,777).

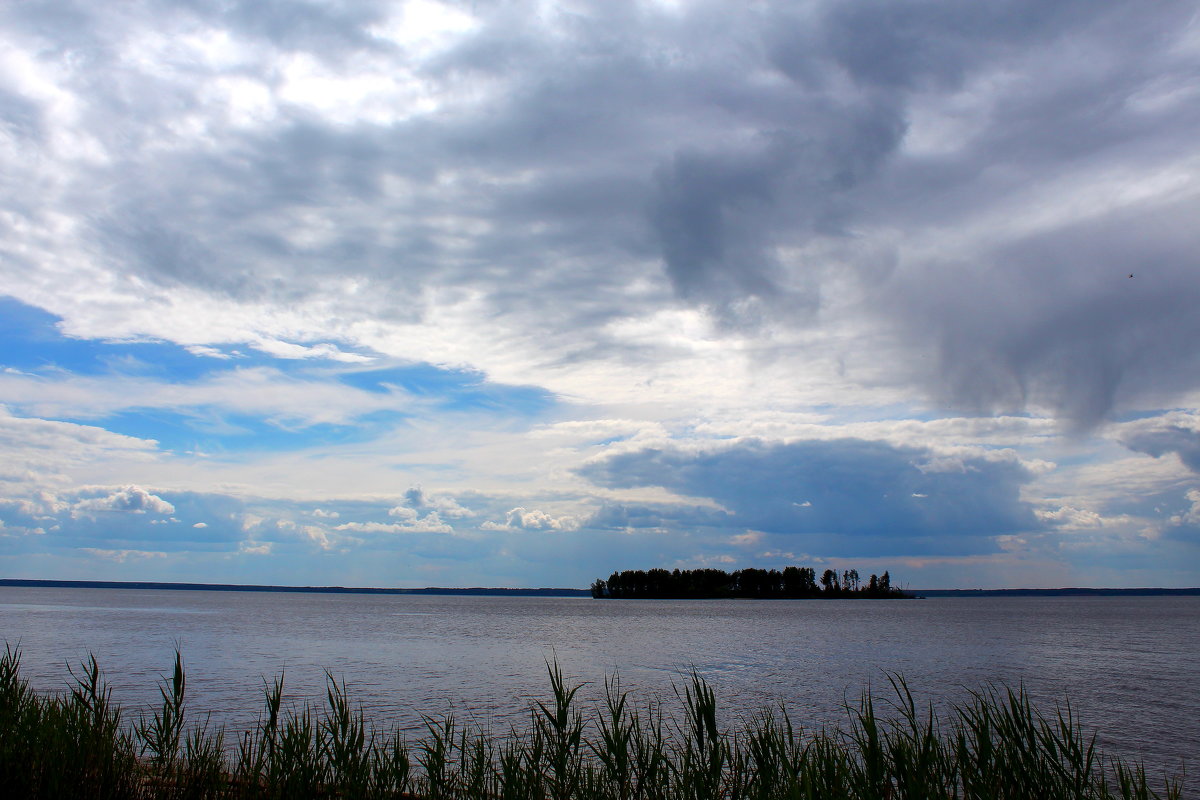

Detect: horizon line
3,578,1200,597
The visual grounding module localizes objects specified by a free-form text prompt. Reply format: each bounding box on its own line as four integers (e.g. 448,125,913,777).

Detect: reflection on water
1,589,1195,792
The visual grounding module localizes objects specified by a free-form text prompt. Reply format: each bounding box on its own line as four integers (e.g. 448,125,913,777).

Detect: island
591,566,912,599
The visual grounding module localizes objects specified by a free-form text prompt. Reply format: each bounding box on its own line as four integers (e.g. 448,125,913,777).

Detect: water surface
1,588,1193,791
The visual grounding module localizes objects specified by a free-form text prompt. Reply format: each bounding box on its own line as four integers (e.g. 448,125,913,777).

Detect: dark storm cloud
774,0,1200,425
841,1,1200,427
579,438,1040,552
887,203,1200,429
649,106,905,324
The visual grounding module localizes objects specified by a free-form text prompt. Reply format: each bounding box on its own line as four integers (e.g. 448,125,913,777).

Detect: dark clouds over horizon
580,437,1041,555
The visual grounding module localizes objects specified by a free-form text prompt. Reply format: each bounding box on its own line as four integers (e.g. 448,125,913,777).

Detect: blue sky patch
339,363,557,416
0,296,221,381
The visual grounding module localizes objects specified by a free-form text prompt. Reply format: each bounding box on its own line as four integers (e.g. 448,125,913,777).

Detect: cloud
481,507,580,532
730,530,764,547
337,508,453,534
584,500,730,533
73,485,175,516
1168,489,1200,529
649,109,904,325
580,437,1040,554
0,485,256,559
884,202,1200,428
303,525,338,551
1036,505,1112,530
393,486,470,518
1117,412,1200,472
0,366,409,427
80,548,168,562
0,0,1194,432
0,407,160,488
184,345,233,360
249,338,373,363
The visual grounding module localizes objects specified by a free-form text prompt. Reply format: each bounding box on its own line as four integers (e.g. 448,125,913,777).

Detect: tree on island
820,569,838,595
591,566,910,599
844,569,860,592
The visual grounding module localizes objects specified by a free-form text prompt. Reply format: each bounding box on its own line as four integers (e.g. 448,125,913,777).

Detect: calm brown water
1,589,1195,792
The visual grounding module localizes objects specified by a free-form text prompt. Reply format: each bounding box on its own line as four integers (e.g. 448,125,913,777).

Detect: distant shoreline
912,587,1200,597
0,578,591,597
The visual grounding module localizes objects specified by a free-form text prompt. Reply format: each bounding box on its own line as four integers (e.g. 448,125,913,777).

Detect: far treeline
591,566,911,599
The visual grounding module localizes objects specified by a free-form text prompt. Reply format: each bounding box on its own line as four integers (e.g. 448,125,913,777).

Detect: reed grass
0,643,1183,799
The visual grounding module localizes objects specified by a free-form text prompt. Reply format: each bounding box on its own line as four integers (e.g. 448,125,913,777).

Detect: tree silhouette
595,566,909,599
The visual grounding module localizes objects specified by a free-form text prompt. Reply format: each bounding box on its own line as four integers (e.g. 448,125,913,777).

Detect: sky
1,0,1199,589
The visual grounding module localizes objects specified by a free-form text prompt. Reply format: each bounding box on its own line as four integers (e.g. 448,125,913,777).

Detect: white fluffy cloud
1169,489,1200,528
391,487,471,519
73,486,175,516
337,508,454,534
481,507,581,532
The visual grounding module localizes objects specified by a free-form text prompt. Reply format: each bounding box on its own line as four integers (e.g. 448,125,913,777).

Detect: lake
1,588,1195,793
